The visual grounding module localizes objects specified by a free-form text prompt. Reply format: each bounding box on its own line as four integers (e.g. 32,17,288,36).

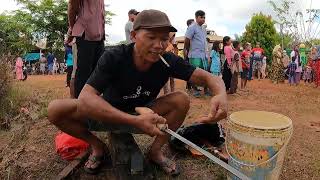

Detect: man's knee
48,100,62,124
48,99,78,125
170,91,190,111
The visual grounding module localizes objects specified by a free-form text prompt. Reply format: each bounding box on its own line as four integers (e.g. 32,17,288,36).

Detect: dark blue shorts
87,101,155,133
241,69,249,79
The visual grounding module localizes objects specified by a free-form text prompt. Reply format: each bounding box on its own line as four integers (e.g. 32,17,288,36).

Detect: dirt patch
310,122,320,128
0,75,319,179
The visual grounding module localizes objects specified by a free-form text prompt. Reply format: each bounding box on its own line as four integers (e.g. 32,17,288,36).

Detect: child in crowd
53,58,59,75
240,43,251,90
288,58,297,86
65,45,73,87
229,41,242,94
291,44,302,85
209,41,221,77
303,59,313,84
222,36,233,93
251,42,264,80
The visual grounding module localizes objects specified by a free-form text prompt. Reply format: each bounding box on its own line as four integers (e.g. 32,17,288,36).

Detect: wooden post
55,150,89,180
108,132,154,180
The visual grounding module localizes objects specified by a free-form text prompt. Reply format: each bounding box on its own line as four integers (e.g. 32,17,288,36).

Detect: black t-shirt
86,43,196,112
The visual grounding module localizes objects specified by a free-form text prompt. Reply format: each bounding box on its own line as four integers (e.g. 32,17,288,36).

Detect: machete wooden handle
135,107,168,131
135,107,154,114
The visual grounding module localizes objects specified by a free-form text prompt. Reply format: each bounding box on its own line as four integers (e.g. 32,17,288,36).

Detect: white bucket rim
229,110,292,130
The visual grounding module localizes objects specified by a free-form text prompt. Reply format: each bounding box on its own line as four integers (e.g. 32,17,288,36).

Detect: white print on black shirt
123,86,151,100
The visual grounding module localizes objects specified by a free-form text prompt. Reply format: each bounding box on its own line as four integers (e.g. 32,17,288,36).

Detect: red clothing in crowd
251,47,264,57
314,60,320,87
241,50,251,69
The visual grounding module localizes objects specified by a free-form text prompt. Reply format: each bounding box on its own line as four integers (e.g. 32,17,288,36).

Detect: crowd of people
15,53,66,74
169,10,270,97
169,24,320,97
270,44,320,87
14,42,75,88
37,53,62,75
123,9,320,96
182,17,320,96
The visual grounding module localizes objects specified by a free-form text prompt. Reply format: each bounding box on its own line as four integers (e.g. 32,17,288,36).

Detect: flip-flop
150,157,180,177
84,152,111,174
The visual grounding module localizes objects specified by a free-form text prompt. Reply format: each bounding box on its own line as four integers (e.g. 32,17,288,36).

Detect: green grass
0,84,31,129
38,100,49,119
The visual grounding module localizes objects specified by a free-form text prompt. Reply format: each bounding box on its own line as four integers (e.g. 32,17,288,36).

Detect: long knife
135,107,250,180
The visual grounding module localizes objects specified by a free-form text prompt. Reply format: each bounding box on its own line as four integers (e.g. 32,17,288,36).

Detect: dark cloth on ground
169,123,225,152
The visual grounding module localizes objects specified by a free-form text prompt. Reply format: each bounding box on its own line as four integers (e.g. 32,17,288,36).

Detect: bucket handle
225,129,293,167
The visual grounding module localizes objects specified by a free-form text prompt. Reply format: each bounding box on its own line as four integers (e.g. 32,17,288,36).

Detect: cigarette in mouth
159,54,170,67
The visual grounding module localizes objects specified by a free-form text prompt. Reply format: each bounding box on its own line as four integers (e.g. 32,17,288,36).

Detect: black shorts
87,101,155,133
241,69,249,79
87,117,142,133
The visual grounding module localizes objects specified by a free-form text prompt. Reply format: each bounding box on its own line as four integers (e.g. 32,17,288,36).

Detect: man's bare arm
184,38,191,58
189,68,226,96
78,84,137,125
77,84,166,136
189,68,228,123
68,0,81,29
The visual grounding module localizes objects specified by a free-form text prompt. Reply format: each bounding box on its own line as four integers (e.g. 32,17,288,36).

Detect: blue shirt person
210,49,221,76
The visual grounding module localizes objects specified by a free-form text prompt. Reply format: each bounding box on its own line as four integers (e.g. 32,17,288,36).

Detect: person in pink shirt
15,57,24,80
222,36,233,92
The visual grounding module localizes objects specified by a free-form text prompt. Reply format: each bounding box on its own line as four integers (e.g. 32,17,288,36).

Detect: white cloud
0,0,19,13
104,0,285,43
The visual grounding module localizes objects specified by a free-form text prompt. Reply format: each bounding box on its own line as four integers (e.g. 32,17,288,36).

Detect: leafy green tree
0,11,34,56
310,39,320,46
242,13,279,63
1,0,114,60
281,33,294,49
15,0,69,60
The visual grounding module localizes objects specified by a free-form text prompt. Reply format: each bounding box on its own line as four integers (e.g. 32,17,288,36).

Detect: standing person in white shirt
124,9,139,44
53,58,59,75
290,44,302,84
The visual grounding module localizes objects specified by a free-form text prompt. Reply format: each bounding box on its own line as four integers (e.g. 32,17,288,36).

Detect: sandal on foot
84,153,111,174
151,157,180,177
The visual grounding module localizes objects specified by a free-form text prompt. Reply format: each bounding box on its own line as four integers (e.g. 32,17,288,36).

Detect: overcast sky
1,0,320,44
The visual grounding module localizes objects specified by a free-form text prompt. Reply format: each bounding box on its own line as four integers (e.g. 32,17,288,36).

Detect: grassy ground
0,75,319,179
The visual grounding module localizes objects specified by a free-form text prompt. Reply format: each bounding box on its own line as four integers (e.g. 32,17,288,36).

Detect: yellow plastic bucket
226,110,293,180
